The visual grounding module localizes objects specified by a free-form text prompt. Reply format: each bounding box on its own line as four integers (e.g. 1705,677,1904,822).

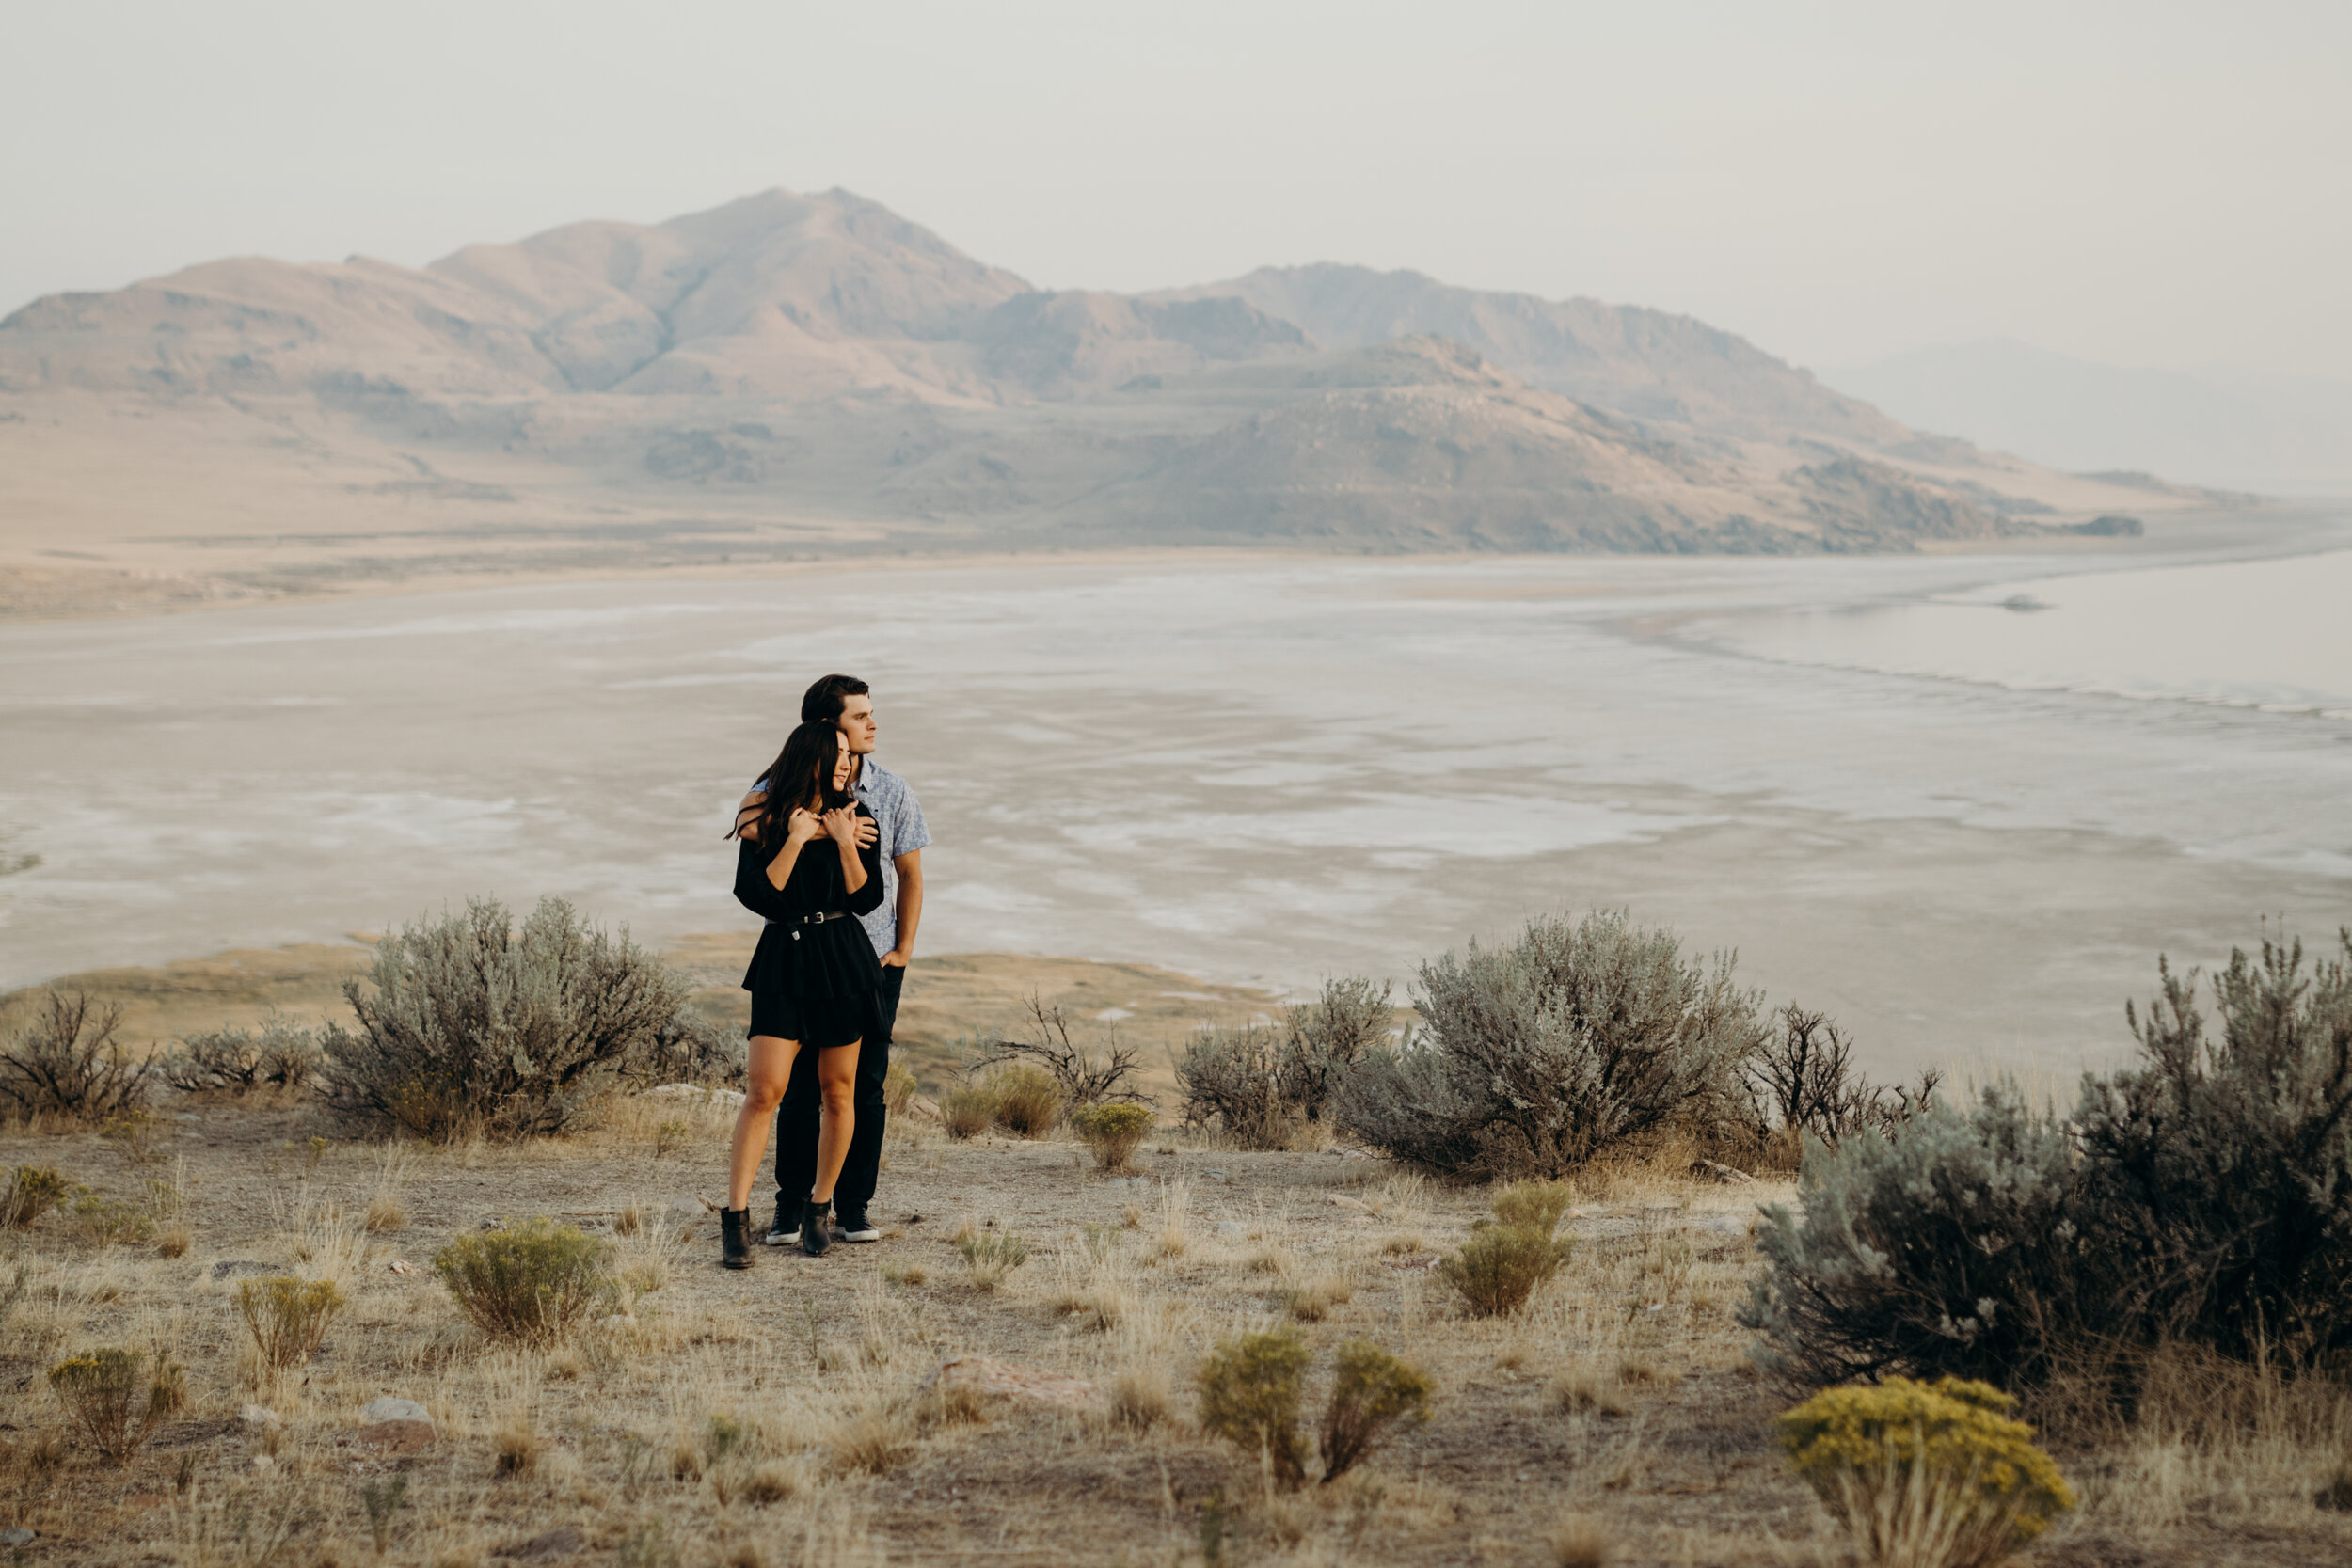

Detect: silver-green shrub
1745,924,2352,1386
2072,926,2352,1368
316,897,691,1141
160,1014,322,1096
1175,1022,1290,1148
1740,1083,2108,1387
1175,976,1391,1149
637,1006,746,1088
1337,911,1764,1178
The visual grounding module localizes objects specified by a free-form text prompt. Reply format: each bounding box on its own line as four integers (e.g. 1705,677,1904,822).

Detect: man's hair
801,673,869,725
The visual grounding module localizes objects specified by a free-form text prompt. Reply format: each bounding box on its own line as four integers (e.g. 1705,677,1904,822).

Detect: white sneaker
765,1196,800,1246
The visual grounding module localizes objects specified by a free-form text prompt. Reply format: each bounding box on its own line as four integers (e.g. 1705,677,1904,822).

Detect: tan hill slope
1071,338,2006,551
1152,261,1909,445
0,189,1310,409
0,186,2201,610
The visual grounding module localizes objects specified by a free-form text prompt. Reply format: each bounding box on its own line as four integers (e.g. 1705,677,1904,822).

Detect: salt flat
4,518,2348,1082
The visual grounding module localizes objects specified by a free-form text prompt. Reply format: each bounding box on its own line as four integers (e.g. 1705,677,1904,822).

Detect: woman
723,721,884,1266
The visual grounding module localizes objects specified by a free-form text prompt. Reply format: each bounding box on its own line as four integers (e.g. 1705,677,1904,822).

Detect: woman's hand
784,807,822,846
820,805,863,847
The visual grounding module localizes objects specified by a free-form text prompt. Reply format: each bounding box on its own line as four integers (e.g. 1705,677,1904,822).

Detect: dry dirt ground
0,1088,2346,1568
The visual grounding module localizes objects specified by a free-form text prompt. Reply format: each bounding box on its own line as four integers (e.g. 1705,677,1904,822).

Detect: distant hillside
1820,338,2352,496
1076,338,2004,551
1154,263,1909,446
0,187,2213,611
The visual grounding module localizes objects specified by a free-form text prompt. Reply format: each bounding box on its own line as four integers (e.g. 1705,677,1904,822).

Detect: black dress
734,805,886,1049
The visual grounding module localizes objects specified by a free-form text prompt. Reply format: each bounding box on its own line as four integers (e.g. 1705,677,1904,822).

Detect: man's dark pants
773,963,904,1215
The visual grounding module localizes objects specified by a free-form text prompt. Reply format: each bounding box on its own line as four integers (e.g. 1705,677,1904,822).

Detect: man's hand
880,948,910,969
820,804,863,847
854,816,879,848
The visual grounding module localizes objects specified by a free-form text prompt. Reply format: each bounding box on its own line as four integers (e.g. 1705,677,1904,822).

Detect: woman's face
830,734,855,794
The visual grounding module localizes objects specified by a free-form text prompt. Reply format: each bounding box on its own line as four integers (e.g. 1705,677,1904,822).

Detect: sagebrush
1746,923,2352,1389
2073,927,2352,1367
0,990,151,1123
1341,911,1764,1178
317,896,695,1140
159,1015,322,1096
637,1006,747,1089
1175,976,1391,1149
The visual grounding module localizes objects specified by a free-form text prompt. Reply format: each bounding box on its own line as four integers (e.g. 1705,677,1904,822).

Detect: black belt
770,911,849,934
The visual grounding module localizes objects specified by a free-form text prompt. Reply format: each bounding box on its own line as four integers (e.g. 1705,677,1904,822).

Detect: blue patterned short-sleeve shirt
851,759,930,956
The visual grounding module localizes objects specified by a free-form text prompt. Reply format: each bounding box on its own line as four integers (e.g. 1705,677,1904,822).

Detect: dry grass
1152,1173,1193,1259
1273,1275,1354,1323
0,1100,2333,1566
363,1146,413,1233
1551,1512,1613,1567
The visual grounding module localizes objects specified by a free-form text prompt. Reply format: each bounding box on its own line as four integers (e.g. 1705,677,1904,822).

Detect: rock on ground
356,1396,436,1453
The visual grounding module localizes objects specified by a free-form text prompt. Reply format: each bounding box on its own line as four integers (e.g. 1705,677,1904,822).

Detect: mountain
0,188,2209,611
1076,337,2002,551
0,189,1031,404
1153,263,1909,445
1820,338,2352,496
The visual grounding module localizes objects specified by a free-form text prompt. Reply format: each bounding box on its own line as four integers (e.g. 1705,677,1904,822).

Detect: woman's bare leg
810,1039,861,1204
728,1035,799,1209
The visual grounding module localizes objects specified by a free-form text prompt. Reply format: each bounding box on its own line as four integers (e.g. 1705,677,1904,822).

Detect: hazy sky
5,1,2345,377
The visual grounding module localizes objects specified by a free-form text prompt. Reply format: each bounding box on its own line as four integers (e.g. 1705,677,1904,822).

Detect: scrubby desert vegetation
0,903,2344,1566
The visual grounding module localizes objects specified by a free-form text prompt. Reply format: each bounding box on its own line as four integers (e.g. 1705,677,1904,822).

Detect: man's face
837,693,878,756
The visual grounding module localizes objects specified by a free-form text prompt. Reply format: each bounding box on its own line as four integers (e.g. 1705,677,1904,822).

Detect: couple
719,673,929,1268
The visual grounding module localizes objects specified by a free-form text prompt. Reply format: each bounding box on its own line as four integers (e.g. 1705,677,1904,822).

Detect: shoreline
7,533,2346,1087
4,498,2341,626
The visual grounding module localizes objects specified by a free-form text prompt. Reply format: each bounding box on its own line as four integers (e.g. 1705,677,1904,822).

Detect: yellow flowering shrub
1778,1376,2073,1567
48,1347,184,1464
1069,1102,1154,1170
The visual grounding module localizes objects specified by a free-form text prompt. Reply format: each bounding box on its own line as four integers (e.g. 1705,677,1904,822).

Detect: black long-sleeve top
734,805,885,1001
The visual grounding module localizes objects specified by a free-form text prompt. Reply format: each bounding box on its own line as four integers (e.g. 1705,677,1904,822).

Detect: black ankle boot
720,1207,754,1270
800,1198,834,1257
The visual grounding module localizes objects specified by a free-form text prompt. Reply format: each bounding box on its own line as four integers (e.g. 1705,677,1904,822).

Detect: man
735,673,928,1246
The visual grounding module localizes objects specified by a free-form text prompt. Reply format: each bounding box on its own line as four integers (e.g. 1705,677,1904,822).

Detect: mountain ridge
0,187,2219,610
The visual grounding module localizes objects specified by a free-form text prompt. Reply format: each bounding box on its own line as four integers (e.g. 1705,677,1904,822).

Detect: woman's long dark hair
747,721,849,847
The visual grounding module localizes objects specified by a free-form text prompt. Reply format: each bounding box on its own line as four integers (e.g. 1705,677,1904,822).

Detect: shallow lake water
1693,546,2352,718
5,521,2349,1077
